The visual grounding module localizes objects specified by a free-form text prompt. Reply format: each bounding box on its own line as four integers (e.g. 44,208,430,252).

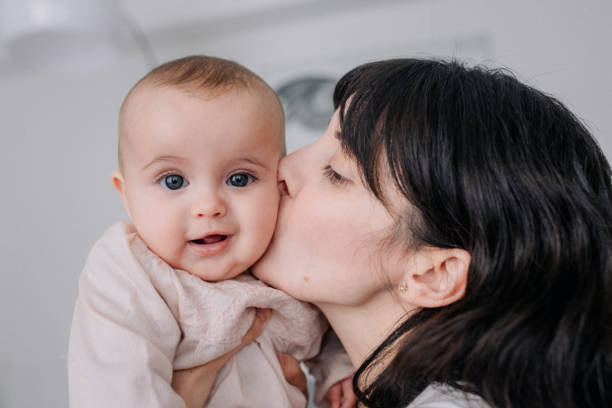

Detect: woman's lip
188,235,232,256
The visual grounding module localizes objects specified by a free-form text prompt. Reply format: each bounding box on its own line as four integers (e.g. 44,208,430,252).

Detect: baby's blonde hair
118,55,284,170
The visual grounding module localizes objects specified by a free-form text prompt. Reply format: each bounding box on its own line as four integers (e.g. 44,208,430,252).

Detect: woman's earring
398,283,408,292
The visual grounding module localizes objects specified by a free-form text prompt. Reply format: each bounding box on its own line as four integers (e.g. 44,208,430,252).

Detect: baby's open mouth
191,235,228,245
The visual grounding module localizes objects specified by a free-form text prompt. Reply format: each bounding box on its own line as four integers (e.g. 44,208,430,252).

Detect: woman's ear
396,247,470,308
111,171,132,219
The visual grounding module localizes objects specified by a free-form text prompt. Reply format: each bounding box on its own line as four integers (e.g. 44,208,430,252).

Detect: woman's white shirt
408,384,490,408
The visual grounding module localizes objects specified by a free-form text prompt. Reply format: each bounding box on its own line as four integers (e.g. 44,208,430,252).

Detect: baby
68,56,352,407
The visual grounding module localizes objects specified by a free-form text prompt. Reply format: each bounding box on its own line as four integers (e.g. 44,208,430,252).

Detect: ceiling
0,0,415,74
118,0,317,34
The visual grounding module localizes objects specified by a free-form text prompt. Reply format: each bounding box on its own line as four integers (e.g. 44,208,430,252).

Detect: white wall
1,0,610,406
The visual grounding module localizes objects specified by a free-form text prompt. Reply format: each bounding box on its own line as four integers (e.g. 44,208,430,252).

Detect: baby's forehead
122,82,282,126
124,78,276,113
118,83,284,169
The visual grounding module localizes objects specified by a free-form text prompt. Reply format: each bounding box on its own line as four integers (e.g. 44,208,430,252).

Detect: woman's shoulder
407,384,490,408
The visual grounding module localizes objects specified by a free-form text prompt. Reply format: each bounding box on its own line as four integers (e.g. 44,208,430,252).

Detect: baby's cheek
251,208,278,255
135,213,183,265
255,186,280,233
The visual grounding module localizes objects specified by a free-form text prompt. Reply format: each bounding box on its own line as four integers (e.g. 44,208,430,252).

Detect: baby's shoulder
83,221,174,290
88,221,137,255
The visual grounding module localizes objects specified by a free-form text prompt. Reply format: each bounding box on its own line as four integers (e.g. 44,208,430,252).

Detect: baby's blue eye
161,174,186,190
226,173,254,187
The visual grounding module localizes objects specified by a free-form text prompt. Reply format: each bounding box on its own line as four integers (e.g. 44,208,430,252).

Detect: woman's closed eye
159,173,189,190
226,172,257,187
323,165,350,186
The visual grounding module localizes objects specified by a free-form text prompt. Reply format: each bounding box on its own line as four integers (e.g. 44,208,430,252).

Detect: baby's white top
68,222,337,408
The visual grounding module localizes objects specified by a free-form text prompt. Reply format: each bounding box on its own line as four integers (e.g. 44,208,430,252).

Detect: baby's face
114,85,283,281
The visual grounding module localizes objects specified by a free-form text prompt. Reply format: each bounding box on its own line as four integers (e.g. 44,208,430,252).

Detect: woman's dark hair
334,59,612,407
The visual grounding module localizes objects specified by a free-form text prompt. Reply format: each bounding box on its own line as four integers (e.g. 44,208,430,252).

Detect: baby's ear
111,171,132,219
396,247,470,308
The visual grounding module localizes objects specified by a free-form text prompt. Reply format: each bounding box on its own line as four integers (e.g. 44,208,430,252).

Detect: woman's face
252,110,403,307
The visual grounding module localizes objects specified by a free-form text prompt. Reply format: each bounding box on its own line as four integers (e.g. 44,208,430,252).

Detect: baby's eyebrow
233,156,271,171
142,155,187,170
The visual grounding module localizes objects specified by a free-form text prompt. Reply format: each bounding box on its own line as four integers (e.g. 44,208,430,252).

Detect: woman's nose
277,149,304,197
192,192,226,218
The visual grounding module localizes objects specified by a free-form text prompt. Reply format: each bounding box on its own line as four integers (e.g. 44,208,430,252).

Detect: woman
253,59,612,407
178,58,612,407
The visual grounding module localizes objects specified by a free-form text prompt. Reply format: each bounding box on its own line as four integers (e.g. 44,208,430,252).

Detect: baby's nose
192,194,226,218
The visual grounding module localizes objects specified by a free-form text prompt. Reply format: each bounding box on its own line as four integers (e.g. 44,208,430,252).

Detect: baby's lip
189,233,232,245
188,233,232,256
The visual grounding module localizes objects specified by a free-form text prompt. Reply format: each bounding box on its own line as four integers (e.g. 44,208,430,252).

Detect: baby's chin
169,242,272,283
172,260,245,282
196,267,247,282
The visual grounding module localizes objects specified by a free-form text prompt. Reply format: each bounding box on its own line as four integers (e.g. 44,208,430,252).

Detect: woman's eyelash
323,165,349,185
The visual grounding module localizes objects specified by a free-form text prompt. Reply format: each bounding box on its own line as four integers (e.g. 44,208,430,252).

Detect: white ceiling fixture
0,0,129,73
119,0,315,33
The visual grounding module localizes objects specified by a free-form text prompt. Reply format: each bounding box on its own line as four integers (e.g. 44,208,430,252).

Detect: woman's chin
251,257,275,285
252,257,302,300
